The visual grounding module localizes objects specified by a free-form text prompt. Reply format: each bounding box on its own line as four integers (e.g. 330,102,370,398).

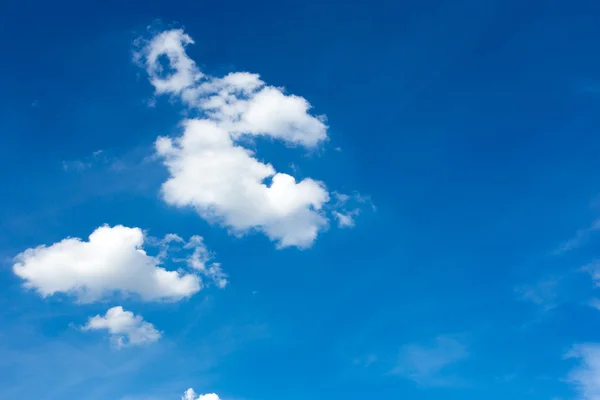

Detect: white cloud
333,210,358,228
136,29,203,95
184,235,228,289
391,336,468,387
567,343,600,400
12,225,205,302
82,306,161,348
191,77,328,147
353,354,377,368
62,159,91,172
135,29,353,248
330,191,373,228
156,119,329,248
61,148,123,173
181,389,220,400
554,219,600,255
136,30,327,147
589,299,600,310
584,262,600,287
515,278,560,311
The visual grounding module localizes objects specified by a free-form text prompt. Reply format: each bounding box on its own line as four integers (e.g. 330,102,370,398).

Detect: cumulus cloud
567,343,600,400
187,75,327,147
156,119,329,248
181,389,220,400
11,225,220,302
82,306,161,348
135,29,354,248
391,336,468,387
136,30,327,147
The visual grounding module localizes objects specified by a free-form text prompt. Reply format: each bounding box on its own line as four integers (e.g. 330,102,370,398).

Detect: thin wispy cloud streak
390,336,468,387
554,220,600,255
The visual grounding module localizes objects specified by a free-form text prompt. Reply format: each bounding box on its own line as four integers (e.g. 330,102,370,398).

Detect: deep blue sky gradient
2,0,600,399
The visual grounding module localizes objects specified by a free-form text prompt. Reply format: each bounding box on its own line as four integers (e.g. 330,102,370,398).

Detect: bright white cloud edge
12,224,225,302
82,306,161,348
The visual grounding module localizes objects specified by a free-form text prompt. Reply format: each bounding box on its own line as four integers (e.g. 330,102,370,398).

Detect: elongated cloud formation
82,306,161,348
181,389,220,400
136,29,336,248
12,225,209,302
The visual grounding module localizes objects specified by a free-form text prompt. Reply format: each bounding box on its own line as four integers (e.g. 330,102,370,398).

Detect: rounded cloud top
12,224,202,302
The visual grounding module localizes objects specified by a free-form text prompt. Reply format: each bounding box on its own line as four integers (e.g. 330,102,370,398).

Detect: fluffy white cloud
182,389,220,400
136,29,341,248
567,344,600,400
82,306,161,348
187,74,327,147
137,30,327,147
12,225,206,302
157,119,329,248
137,29,203,95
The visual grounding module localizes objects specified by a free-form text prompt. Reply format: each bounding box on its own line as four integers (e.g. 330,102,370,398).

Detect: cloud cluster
138,30,327,147
135,29,352,248
330,191,374,229
9,26,369,399
556,219,600,399
82,306,161,348
12,225,222,302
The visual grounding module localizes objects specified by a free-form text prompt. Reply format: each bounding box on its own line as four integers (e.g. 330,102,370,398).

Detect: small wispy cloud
182,389,220,400
390,335,468,387
333,210,359,228
62,149,127,173
81,306,161,348
579,262,600,296
566,343,600,400
62,159,92,172
515,278,561,311
589,299,600,310
553,219,600,255
330,191,375,228
353,354,377,368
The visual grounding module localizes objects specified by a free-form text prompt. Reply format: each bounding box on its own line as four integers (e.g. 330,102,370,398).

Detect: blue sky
2,0,600,399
